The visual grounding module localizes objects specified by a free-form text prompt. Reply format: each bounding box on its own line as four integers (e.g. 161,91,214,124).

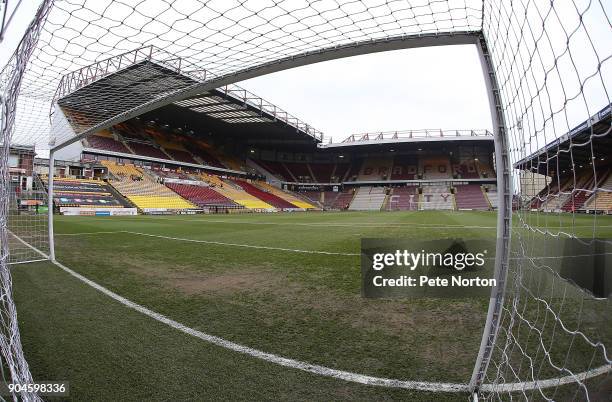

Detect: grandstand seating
87,132,131,154
420,185,454,210
333,163,351,182
583,170,612,213
256,160,294,181
309,163,335,182
331,190,355,209
390,156,417,180
476,160,495,178
561,172,597,212
231,180,298,209
349,186,387,210
125,141,168,160
102,161,195,210
541,177,578,212
358,158,393,181
454,160,480,179
165,183,238,208
152,169,192,180
198,175,273,209
299,191,322,206
50,178,127,208
386,186,418,210
454,184,489,210
344,159,363,181
284,163,313,182
255,182,315,209
165,148,198,164
420,157,452,179
185,142,225,168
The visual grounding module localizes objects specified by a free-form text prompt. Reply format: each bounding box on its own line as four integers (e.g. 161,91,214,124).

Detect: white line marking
88,215,498,229
125,231,360,256
56,230,359,256
8,259,48,266
479,364,611,392
11,232,610,393
55,231,125,236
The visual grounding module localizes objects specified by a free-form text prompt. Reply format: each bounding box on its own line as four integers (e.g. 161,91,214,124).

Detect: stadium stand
333,163,351,182
331,190,355,210
255,160,294,182
541,177,578,212
454,184,490,210
185,141,226,168
164,148,198,164
299,190,323,206
349,186,387,211
125,140,168,160
309,163,335,182
102,161,195,210
231,180,298,209
284,162,313,182
86,131,132,154
484,185,498,209
420,184,454,210
476,160,495,178
344,159,363,182
386,186,418,211
390,156,417,180
198,175,273,210
420,157,452,179
255,181,315,209
358,158,393,181
454,159,480,179
50,178,127,208
165,182,238,208
583,170,612,213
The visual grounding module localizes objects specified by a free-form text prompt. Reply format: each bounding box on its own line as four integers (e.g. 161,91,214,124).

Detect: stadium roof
55,47,324,148
514,104,611,175
321,129,493,149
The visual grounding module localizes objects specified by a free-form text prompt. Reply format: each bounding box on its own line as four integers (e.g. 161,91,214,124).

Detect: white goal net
1,0,610,400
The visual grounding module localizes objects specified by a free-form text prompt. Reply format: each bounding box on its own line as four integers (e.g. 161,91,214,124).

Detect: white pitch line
55,231,126,236
10,232,610,393
125,231,360,256
8,258,48,266
56,230,359,256
97,215,498,229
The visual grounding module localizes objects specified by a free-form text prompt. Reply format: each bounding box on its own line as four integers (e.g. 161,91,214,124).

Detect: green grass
11,211,612,400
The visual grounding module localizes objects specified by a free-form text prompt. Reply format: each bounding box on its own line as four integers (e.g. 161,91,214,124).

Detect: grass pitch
11,211,612,401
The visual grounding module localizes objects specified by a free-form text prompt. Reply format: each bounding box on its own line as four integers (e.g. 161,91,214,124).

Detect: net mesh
480,0,611,400
1,0,610,400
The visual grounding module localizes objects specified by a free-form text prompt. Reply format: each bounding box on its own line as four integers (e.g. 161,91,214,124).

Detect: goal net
1,0,609,400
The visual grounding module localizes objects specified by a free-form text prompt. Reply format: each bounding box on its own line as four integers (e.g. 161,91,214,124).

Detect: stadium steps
197,175,274,210
454,184,489,210
232,180,298,209
255,182,315,209
102,161,195,210
348,186,387,210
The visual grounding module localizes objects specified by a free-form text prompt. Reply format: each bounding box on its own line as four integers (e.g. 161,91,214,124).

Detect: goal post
1,1,609,400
